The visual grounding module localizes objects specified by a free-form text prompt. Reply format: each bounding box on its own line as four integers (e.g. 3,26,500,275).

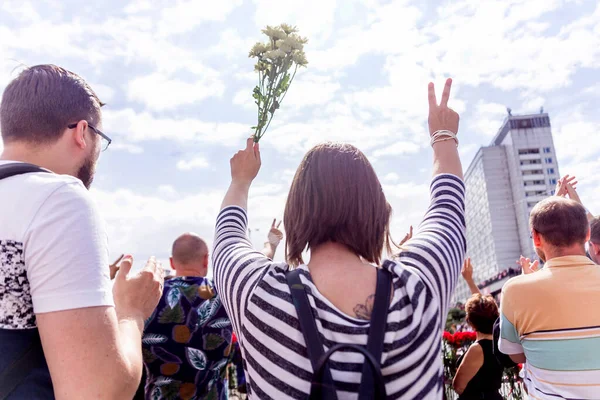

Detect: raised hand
113,255,164,320
461,258,474,282
428,78,460,136
399,225,413,246
555,175,578,197
517,255,540,275
231,137,261,185
109,254,125,280
268,219,284,247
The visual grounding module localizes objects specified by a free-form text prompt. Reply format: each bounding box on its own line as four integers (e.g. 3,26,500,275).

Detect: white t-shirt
0,161,113,330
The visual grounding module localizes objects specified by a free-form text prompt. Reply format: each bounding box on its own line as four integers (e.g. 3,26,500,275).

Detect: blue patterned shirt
142,276,232,400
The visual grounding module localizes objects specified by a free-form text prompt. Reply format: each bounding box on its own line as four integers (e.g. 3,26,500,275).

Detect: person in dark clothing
453,293,503,399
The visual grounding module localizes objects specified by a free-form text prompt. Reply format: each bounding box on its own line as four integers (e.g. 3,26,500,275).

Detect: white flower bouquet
249,24,308,142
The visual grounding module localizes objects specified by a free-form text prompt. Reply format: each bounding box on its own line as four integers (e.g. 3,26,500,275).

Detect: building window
520,159,542,165
549,178,557,185
518,148,540,155
543,147,552,153
523,169,543,176
545,157,553,163
527,202,538,208
547,168,555,175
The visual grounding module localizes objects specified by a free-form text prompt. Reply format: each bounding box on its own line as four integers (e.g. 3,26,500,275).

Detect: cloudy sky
1,0,599,272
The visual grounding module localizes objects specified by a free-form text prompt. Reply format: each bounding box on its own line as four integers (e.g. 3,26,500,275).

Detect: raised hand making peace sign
427,79,463,179
428,78,460,137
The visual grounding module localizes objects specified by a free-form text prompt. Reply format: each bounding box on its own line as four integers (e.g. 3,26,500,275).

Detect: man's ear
71,120,88,149
592,242,600,256
169,257,175,270
532,230,543,247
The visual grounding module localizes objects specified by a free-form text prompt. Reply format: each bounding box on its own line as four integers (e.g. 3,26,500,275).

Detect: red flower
517,363,523,371
232,332,238,343
443,331,452,342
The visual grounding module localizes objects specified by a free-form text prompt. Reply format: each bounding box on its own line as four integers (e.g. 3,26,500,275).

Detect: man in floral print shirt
142,233,232,400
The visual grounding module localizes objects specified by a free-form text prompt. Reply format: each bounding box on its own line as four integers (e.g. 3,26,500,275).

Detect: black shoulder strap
0,162,50,399
0,331,46,399
286,268,337,400
358,268,392,400
0,163,49,181
287,267,392,400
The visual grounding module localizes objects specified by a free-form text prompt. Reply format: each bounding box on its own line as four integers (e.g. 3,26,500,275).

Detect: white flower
285,35,307,51
262,26,287,40
249,42,268,58
276,40,292,53
292,50,308,66
265,49,286,60
280,24,298,34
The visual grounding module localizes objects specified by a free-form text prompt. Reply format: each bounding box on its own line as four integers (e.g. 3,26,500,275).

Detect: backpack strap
0,331,46,399
0,163,50,181
0,162,50,399
286,268,337,400
286,267,391,400
358,268,391,400
311,343,387,400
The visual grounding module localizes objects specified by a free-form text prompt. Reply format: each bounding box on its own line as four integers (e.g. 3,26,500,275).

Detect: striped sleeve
499,283,524,355
397,174,466,320
212,206,273,338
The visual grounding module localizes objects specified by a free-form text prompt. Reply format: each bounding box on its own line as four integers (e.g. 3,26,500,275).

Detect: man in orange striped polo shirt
499,197,600,399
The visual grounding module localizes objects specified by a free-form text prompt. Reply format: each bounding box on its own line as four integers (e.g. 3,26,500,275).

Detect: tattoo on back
353,294,375,320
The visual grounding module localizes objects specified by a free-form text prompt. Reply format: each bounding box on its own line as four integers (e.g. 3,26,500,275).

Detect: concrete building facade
454,112,559,302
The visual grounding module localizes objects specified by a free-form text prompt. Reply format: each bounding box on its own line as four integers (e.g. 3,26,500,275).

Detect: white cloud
103,108,249,144
124,0,153,13
91,183,288,262
469,101,509,137
158,184,178,197
90,82,116,104
383,172,400,182
157,0,243,37
209,28,256,60
372,142,421,157
127,73,225,111
283,72,341,108
553,113,600,162
176,157,210,170
110,143,145,154
252,0,338,45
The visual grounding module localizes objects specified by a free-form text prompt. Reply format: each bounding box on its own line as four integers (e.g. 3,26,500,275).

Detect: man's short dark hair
0,64,103,144
590,217,600,245
530,197,589,247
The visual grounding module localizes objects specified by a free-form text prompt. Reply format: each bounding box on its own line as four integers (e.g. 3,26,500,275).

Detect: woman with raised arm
213,79,466,399
454,259,504,399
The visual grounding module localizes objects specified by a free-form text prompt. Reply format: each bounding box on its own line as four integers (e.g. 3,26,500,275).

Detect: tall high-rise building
454,112,559,302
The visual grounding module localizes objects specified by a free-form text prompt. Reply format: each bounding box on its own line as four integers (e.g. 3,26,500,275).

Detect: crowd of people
0,64,598,400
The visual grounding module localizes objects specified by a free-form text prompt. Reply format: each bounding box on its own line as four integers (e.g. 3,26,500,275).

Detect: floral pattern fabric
142,277,232,400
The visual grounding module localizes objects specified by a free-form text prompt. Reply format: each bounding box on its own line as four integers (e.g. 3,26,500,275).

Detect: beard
535,247,546,263
77,151,97,189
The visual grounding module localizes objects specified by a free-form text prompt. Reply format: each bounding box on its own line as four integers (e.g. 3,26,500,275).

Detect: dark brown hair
284,142,394,266
530,197,589,247
465,294,499,334
590,217,600,245
0,64,103,144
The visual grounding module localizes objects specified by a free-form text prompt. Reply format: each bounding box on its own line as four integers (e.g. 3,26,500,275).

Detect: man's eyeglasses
67,122,112,151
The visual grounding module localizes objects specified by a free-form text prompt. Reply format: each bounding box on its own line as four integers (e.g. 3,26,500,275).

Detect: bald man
141,233,231,399
170,233,210,277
